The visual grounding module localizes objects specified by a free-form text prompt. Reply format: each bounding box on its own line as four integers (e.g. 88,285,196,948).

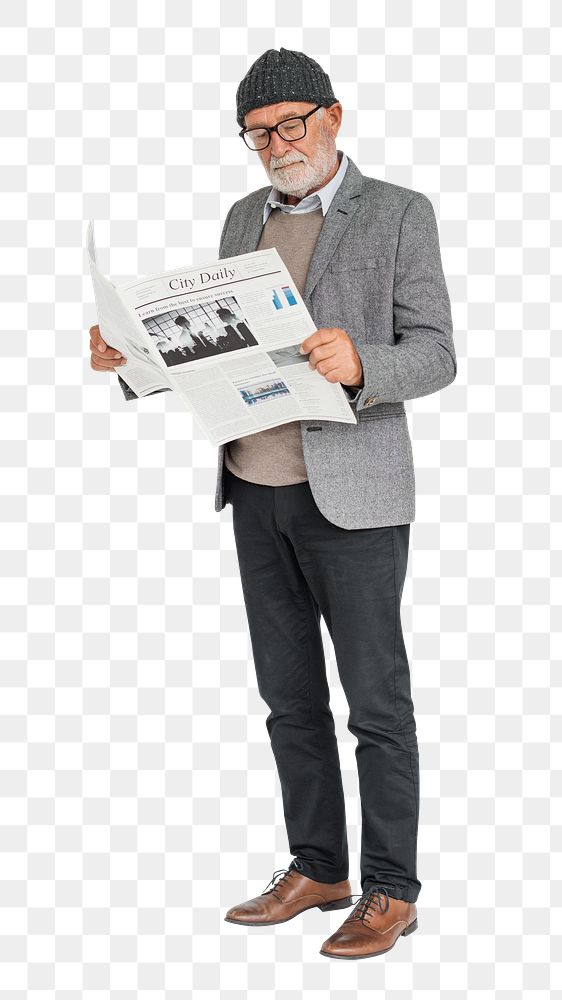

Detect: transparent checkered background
2,0,559,996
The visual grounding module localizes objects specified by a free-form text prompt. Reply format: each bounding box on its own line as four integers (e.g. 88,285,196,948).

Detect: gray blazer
119,154,456,529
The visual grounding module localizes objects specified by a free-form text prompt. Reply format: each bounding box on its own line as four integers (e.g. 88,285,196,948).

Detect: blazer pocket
359,412,403,421
359,404,405,420
329,256,379,272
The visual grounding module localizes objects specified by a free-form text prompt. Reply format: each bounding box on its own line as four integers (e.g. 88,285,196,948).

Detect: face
243,100,343,199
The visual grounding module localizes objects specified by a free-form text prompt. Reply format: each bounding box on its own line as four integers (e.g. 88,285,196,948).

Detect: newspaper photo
86,220,357,447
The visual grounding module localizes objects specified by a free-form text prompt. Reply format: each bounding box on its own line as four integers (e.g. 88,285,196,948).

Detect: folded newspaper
87,220,357,447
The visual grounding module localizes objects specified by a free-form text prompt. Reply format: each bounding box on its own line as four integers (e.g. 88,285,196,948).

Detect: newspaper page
87,220,357,447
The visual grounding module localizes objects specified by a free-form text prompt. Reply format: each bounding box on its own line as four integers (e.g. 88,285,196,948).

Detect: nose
269,130,294,158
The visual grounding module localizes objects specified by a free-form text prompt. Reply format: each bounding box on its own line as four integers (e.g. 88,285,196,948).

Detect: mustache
270,155,307,168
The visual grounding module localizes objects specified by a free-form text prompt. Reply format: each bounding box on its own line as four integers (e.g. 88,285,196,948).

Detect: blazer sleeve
117,201,239,401
352,193,457,410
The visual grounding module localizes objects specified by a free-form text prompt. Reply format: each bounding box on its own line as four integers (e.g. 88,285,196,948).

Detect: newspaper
86,220,357,447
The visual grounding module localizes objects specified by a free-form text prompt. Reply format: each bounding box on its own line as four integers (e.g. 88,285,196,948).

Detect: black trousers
224,465,421,904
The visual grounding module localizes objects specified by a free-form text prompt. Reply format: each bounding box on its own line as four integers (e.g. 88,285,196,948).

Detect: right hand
89,324,128,373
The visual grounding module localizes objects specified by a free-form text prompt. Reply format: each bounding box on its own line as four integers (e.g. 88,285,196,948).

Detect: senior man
89,47,456,960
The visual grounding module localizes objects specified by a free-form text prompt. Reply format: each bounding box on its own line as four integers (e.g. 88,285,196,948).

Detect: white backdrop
2,0,559,996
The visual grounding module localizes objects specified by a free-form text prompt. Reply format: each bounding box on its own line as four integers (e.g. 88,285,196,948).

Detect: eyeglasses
239,104,324,151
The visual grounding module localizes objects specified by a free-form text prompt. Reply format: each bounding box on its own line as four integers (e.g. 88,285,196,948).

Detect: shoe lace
260,864,300,901
345,884,393,923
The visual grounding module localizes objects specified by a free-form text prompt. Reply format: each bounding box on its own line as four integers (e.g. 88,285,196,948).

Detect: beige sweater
224,206,325,485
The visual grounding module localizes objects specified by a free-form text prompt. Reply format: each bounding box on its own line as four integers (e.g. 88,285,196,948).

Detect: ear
325,102,343,134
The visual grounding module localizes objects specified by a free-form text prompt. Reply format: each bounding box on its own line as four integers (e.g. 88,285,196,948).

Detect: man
89,47,456,960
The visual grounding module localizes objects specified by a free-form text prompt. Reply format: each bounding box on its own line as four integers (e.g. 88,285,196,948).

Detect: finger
300,328,330,354
92,324,107,352
91,353,127,370
308,344,338,368
88,324,106,350
315,359,343,381
323,361,345,382
90,339,124,361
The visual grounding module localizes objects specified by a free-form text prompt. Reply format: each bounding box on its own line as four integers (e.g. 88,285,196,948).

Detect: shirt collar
262,149,349,225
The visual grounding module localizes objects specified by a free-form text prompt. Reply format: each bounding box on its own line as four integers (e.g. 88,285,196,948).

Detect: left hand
300,327,364,388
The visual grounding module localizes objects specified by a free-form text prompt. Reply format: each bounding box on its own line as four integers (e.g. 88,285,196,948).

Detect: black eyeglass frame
238,104,324,150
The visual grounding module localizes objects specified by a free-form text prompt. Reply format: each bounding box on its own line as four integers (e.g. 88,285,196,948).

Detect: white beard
265,130,339,200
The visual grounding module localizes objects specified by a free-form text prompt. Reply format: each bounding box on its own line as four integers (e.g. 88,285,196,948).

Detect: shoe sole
224,894,355,927
319,917,418,958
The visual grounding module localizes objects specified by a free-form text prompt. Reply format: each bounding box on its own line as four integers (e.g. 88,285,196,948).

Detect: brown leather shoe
224,863,354,926
319,885,418,959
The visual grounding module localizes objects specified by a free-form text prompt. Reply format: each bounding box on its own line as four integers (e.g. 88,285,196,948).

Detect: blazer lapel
231,154,365,300
303,155,363,301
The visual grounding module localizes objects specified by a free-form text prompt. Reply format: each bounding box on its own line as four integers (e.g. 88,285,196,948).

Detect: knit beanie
236,47,338,128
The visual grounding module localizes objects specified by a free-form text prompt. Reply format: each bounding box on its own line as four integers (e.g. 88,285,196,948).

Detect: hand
299,327,364,388
89,324,128,374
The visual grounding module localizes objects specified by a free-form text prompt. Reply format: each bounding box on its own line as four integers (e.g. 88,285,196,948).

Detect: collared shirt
262,149,349,225
261,148,360,402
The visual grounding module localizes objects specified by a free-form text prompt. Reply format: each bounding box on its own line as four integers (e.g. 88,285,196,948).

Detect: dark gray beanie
236,47,338,128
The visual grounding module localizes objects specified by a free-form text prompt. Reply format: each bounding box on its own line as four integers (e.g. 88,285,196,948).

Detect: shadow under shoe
224,863,354,927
